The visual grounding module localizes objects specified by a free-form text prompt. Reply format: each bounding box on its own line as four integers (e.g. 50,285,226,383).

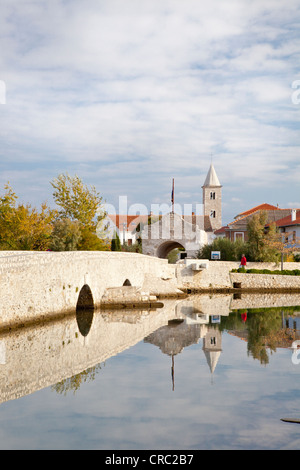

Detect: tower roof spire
202,163,222,187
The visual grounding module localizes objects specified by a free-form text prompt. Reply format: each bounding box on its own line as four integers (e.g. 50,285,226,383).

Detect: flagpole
171,178,174,214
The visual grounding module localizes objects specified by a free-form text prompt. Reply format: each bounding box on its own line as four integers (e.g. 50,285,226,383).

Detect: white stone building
103,164,223,257
104,214,149,246
141,164,222,258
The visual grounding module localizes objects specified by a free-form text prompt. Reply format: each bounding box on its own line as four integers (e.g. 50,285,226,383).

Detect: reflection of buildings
144,314,223,389
2,294,300,404
283,315,300,331
145,320,202,356
202,329,222,374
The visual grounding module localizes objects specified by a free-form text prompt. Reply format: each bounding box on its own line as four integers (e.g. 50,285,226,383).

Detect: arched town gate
156,240,185,259
141,212,202,259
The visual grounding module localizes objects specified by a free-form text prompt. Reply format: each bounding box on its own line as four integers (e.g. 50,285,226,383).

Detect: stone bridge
2,251,300,331
0,251,182,329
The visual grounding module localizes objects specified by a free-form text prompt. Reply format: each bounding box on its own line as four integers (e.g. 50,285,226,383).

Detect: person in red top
240,254,247,269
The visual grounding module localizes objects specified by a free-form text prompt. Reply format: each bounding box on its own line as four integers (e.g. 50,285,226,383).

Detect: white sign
211,251,221,260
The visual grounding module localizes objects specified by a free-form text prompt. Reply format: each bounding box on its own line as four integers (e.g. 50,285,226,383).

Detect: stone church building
141,164,222,258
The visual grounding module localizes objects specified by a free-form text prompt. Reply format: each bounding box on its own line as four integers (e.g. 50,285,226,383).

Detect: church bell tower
202,163,222,231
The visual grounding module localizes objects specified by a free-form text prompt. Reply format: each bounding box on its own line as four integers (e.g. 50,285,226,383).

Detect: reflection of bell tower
202,327,222,375
202,163,222,231
144,320,202,391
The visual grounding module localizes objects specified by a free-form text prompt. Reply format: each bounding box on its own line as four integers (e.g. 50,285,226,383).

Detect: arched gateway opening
156,241,185,259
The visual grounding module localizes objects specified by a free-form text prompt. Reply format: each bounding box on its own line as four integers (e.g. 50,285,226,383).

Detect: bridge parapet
0,251,181,329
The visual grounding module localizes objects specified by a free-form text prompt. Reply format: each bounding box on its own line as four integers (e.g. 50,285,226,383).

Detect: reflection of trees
51,363,104,395
246,310,282,365
218,308,297,366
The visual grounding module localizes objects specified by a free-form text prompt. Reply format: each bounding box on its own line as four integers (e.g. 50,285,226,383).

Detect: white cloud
0,0,299,223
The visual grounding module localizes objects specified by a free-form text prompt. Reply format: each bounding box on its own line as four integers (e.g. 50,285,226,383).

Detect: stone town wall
176,260,300,290
230,293,300,311
181,293,300,317
230,272,300,290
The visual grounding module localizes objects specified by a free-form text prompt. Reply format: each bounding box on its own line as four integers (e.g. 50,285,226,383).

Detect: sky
0,0,299,225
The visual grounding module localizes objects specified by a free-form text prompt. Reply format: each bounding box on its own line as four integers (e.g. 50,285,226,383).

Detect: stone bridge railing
0,251,181,329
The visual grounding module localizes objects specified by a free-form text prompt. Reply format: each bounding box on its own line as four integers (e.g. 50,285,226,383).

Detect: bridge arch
156,241,185,259
76,284,94,311
76,307,94,337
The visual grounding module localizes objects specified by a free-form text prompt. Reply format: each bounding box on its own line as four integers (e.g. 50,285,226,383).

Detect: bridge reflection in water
0,293,300,405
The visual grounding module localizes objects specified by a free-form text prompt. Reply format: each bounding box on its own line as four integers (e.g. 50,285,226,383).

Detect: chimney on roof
291,209,297,221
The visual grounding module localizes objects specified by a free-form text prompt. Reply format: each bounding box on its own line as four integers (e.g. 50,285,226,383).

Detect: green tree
111,232,121,251
50,218,81,251
77,226,109,251
50,173,107,250
247,211,267,260
247,212,279,262
51,173,105,227
122,241,142,253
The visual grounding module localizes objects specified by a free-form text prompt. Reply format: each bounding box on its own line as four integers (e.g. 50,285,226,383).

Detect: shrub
231,268,300,276
197,238,249,261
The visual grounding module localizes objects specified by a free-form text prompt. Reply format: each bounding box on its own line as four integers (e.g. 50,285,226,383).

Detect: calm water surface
0,294,300,450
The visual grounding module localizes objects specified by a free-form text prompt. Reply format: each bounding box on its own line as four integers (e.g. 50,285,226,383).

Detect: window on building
210,191,215,200
234,232,244,241
210,210,216,218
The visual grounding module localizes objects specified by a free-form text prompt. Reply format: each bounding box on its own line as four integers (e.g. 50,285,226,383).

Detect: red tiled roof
214,225,228,234
107,214,148,230
234,203,279,219
226,204,291,230
271,210,300,227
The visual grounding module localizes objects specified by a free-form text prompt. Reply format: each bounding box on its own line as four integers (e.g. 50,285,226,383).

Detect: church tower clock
202,163,222,231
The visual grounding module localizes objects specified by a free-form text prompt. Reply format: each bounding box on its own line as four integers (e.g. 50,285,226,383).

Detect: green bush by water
231,268,300,275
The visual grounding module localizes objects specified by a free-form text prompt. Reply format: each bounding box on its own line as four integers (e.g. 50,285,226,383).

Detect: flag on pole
171,178,174,212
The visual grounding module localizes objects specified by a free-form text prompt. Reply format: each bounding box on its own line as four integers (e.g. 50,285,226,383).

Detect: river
0,293,299,450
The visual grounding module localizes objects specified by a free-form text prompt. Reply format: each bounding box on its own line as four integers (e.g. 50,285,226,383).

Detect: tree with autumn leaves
198,210,299,265
247,211,300,266
50,173,108,251
0,174,109,251
0,184,54,250
247,211,278,262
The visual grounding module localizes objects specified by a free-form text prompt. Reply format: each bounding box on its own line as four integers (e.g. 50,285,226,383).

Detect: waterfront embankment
175,259,300,294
